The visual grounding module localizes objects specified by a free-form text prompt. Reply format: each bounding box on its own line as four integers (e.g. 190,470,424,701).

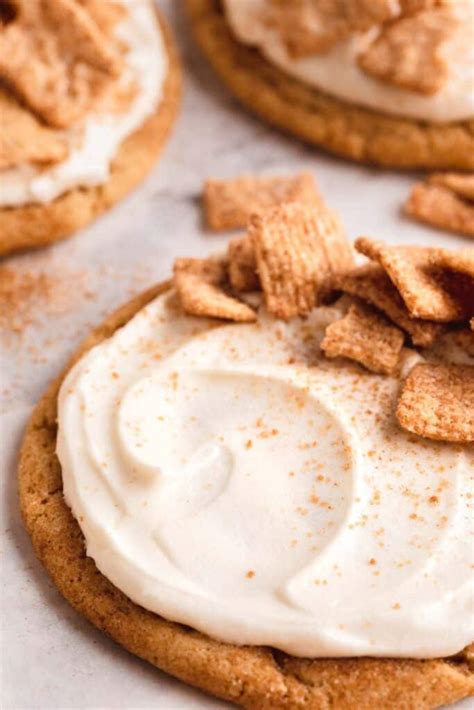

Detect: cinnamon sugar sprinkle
0,265,94,335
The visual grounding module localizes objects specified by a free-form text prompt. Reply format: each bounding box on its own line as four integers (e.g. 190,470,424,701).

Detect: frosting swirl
57,291,474,658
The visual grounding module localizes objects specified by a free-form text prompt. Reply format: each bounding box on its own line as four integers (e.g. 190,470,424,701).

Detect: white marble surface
1,2,473,708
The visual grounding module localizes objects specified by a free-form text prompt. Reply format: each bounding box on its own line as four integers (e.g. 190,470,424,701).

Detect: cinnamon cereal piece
339,263,443,347
316,208,354,279
270,0,398,57
430,247,474,279
355,238,469,322
0,0,123,128
429,173,474,201
397,363,474,442
228,234,259,293
405,183,474,238
76,0,126,36
0,90,67,169
203,173,321,231
250,202,331,320
359,7,458,95
321,301,405,375
173,258,256,322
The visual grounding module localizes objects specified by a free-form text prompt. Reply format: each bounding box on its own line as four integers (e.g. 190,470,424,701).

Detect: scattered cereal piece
358,7,458,95
429,173,474,201
228,234,259,293
321,301,405,375
173,258,256,323
270,0,398,57
397,363,474,442
0,90,67,169
250,202,331,321
355,238,470,322
0,0,123,128
203,173,321,231
405,183,474,238
339,263,443,347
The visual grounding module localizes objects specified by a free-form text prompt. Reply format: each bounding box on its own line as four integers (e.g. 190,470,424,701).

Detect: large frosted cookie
0,2,181,257
19,279,473,709
185,0,474,170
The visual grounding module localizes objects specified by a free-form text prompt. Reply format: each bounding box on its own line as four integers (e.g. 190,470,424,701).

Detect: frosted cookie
186,0,474,170
19,209,474,707
0,0,181,257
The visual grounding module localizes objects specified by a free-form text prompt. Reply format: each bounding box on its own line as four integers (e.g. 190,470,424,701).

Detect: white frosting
57,291,474,659
0,0,167,207
224,0,474,123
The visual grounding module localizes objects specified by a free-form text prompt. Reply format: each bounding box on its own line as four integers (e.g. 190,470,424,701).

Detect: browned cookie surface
0,9,181,258
19,284,473,709
185,0,474,170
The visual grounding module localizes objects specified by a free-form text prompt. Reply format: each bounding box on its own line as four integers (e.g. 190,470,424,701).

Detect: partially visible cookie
0,8,181,258
186,0,474,170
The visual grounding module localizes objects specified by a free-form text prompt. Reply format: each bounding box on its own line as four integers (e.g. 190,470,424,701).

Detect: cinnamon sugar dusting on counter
0,265,94,335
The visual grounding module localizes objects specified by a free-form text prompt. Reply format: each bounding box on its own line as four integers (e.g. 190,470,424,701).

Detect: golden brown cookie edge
185,0,474,171
18,283,473,710
0,8,181,258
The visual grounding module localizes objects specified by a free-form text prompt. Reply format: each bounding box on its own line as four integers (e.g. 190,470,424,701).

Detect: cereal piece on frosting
397,363,474,442
339,263,443,347
0,0,123,128
405,182,474,238
321,302,405,375
173,257,257,323
355,238,471,322
250,202,332,320
75,0,126,37
269,0,398,57
0,90,67,169
321,301,405,375
203,173,321,231
228,234,260,293
358,7,458,95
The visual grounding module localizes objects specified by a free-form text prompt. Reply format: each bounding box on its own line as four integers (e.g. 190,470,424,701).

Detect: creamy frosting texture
223,0,474,123
57,291,474,659
1,0,167,207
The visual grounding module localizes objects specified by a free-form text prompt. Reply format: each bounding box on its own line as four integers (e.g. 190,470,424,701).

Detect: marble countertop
1,2,472,708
